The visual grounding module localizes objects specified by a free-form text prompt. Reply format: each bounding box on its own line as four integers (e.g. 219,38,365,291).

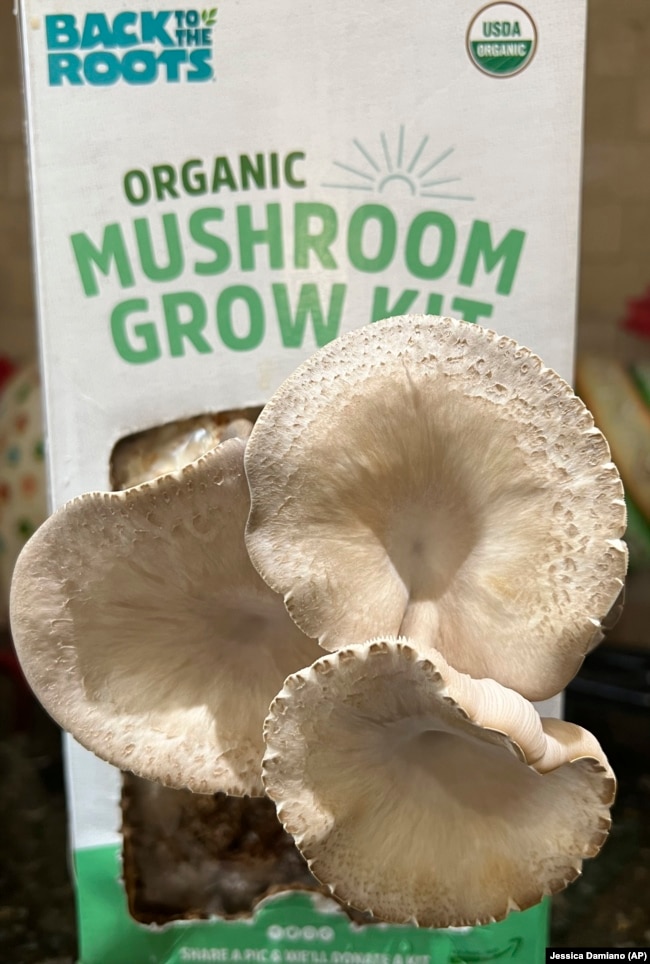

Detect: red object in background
0,353,33,731
0,355,18,393
0,355,17,393
622,288,650,338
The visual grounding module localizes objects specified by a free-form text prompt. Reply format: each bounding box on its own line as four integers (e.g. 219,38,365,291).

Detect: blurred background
0,1,649,961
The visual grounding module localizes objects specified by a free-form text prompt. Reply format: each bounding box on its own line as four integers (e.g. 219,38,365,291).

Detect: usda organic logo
467,2,537,78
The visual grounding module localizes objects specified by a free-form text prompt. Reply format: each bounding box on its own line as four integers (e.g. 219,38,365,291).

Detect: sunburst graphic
322,126,475,201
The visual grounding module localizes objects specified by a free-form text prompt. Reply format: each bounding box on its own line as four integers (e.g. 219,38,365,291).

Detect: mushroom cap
245,315,627,700
10,438,320,795
262,638,615,928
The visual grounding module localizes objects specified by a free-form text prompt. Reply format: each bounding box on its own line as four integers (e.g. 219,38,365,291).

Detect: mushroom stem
398,598,439,648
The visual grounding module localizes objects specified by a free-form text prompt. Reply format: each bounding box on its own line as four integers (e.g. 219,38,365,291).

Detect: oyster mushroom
10,437,320,795
262,638,616,928
111,410,257,490
245,314,627,700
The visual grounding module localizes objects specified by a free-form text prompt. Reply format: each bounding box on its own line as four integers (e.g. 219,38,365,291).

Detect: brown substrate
121,778,322,923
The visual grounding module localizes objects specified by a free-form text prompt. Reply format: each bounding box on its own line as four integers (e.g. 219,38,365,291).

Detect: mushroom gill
245,314,627,700
10,437,320,796
262,638,616,929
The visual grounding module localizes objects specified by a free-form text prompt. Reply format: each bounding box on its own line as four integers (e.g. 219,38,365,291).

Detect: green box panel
74,845,549,964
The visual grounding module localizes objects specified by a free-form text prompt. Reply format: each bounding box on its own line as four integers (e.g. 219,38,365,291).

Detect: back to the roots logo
467,3,537,78
45,9,217,86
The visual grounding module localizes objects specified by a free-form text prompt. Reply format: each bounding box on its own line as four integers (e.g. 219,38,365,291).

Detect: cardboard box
18,0,586,960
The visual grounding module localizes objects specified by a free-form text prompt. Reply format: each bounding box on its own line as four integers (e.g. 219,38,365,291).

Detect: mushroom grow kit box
14,1,599,962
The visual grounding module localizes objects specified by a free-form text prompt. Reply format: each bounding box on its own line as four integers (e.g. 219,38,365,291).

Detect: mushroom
10,437,320,795
262,638,616,928
111,410,257,489
245,314,627,700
